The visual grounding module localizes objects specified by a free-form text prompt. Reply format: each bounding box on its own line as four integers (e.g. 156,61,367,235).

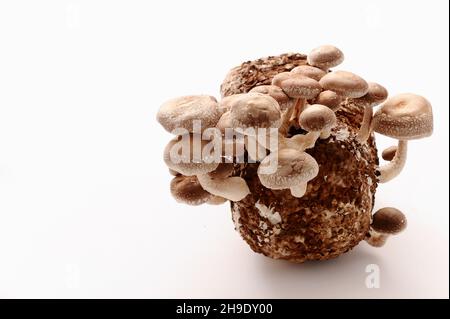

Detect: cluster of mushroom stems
157,45,433,247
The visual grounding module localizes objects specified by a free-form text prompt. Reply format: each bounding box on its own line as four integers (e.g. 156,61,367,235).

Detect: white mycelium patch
335,127,350,141
255,201,282,225
259,221,268,231
294,235,305,243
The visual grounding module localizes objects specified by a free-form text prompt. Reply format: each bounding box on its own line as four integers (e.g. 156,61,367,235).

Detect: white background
0,0,448,298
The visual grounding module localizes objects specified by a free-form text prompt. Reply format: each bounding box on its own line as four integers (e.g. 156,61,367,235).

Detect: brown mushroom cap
219,95,236,112
206,195,227,205
208,163,234,179
258,148,319,189
157,95,222,133
272,72,322,99
226,93,282,130
355,82,388,107
314,90,342,111
291,65,327,81
319,71,369,98
249,85,295,111
372,93,433,140
163,135,219,176
307,45,344,70
381,145,397,161
216,111,232,133
170,175,212,205
298,104,337,132
371,207,407,234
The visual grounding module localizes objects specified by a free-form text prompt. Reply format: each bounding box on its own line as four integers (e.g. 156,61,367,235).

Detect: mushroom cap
219,95,236,112
381,145,397,161
208,163,234,179
163,135,219,175
258,148,319,190
298,104,337,133
157,95,222,134
307,45,344,69
355,82,388,107
249,85,295,111
372,93,433,140
319,71,369,98
371,207,407,234
226,93,282,130
170,175,212,206
216,111,232,134
291,65,327,81
272,72,322,99
314,90,342,111
207,195,227,205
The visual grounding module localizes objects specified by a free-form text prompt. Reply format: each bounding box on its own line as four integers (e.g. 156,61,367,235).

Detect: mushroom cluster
156,45,433,262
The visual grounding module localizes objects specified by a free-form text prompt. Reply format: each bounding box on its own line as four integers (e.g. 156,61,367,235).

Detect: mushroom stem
365,229,388,247
279,104,295,135
378,140,407,183
196,173,250,202
264,131,320,152
289,98,306,122
244,135,267,162
290,182,308,198
287,131,320,151
356,105,373,143
320,128,332,139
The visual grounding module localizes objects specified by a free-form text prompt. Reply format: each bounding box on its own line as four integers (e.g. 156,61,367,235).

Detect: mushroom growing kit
156,45,433,263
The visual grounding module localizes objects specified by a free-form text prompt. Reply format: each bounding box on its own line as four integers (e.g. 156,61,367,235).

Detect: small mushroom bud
314,90,342,111
307,45,344,70
371,93,433,182
319,71,369,99
381,146,397,161
355,82,389,143
170,175,212,206
157,95,222,134
366,207,407,247
298,104,337,139
257,148,319,198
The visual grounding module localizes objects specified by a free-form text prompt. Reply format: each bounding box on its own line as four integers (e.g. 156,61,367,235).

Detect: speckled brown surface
223,53,379,263
221,53,308,98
